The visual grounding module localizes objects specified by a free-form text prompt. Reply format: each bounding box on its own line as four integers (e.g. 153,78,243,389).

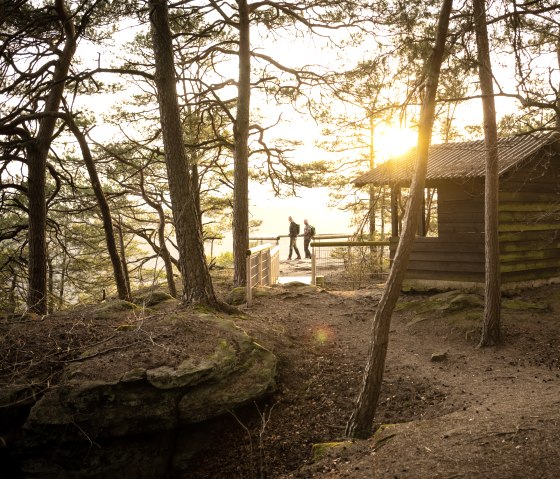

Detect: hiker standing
303,219,315,259
288,216,301,260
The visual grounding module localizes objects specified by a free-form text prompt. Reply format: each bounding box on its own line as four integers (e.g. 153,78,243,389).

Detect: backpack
295,223,300,235
310,225,316,236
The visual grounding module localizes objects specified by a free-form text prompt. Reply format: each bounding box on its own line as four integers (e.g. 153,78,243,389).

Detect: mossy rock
132,291,174,307
398,291,483,318
447,310,483,327
311,441,353,462
441,293,484,312
280,281,315,290
253,286,273,297
372,423,398,450
92,300,139,320
226,287,246,305
502,298,550,312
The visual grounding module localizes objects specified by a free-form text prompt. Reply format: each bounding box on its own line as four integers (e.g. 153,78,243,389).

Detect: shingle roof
353,131,560,187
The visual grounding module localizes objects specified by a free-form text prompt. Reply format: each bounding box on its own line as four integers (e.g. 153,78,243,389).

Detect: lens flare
313,326,335,344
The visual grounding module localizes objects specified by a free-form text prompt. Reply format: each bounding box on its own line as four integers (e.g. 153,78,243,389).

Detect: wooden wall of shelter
353,134,560,288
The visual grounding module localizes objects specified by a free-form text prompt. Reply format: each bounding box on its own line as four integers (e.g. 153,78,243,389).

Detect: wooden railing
249,236,281,245
310,240,391,288
246,243,280,306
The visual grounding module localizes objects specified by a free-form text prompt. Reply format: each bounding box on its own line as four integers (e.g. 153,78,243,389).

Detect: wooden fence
246,243,280,306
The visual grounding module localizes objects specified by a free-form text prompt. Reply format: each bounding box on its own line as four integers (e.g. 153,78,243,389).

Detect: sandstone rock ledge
1,302,276,478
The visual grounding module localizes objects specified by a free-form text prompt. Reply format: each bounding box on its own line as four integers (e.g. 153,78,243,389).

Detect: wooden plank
500,248,560,263
409,251,485,263
499,191,559,202
404,270,485,282
438,200,485,213
498,211,560,222
390,234,485,250
502,267,560,283
409,242,486,254
501,182,560,193
439,223,485,234
407,260,485,273
438,181,484,200
499,202,560,213
500,239,560,253
438,212,485,223
499,230,560,242
500,257,560,273
413,233,485,243
498,223,560,233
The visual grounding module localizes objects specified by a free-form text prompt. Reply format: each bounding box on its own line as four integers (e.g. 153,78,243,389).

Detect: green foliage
214,252,234,268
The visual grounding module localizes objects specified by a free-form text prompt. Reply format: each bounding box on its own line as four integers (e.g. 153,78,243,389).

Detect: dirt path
190,275,560,478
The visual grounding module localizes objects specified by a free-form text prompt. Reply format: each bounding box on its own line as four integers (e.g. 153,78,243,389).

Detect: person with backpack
303,218,316,259
287,216,301,260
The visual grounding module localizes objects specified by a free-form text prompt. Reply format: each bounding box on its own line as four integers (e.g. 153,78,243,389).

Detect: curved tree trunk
474,0,502,347
138,169,177,298
232,0,251,287
149,0,219,307
26,0,76,314
66,116,131,301
346,0,453,440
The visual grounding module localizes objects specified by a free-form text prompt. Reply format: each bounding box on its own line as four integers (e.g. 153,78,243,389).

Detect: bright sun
375,126,418,162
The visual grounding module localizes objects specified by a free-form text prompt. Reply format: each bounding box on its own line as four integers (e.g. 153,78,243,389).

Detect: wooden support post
418,190,427,236
391,186,400,238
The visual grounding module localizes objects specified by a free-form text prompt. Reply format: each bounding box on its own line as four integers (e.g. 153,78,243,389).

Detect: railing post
246,254,252,307
311,244,316,285
266,250,271,284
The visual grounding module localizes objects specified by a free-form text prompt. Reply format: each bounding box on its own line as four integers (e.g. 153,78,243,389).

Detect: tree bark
149,0,219,307
346,0,453,440
47,255,54,314
232,0,251,286
26,0,76,314
474,0,502,347
368,117,376,239
138,169,177,298
66,116,131,301
116,216,132,296
58,247,68,310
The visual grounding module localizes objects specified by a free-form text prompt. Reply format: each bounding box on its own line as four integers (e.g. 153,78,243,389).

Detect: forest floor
191,260,560,478
2,259,560,478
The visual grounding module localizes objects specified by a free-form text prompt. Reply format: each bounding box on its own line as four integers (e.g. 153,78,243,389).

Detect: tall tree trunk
156,207,177,298
474,0,502,346
9,273,17,314
47,255,54,314
556,32,560,130
346,0,453,440
148,0,219,307
368,116,376,239
66,116,131,301
26,0,76,314
58,247,68,310
232,0,251,286
116,216,132,296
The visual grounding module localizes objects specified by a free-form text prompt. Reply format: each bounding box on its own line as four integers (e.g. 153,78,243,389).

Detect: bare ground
190,260,560,478
2,260,560,478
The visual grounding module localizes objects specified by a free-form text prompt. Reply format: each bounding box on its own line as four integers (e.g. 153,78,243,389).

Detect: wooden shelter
353,131,560,289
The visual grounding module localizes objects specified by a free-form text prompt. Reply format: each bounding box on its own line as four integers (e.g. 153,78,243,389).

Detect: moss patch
312,441,353,461
92,300,139,320
132,291,174,307
502,298,550,312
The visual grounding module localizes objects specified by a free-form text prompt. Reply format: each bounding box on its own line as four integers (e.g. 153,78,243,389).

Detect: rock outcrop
1,300,277,478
